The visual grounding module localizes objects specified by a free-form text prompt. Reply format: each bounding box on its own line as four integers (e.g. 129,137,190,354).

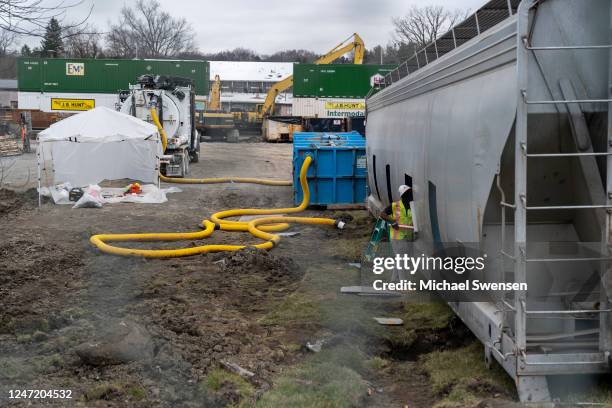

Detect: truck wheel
190,149,199,163
190,138,200,163
227,129,239,143
183,150,190,176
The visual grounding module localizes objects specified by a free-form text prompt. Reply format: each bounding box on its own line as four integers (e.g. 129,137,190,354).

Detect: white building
0,79,18,108
209,61,293,115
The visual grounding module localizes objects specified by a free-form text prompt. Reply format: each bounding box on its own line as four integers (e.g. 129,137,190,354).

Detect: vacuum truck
119,74,200,178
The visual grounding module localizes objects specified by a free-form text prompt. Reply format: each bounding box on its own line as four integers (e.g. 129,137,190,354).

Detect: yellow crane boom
202,74,236,139
208,74,222,111
258,33,365,119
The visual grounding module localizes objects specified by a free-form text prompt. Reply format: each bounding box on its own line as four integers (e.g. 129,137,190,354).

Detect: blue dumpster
293,131,367,206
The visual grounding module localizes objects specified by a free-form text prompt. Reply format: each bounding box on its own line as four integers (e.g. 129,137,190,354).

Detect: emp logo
66,62,85,76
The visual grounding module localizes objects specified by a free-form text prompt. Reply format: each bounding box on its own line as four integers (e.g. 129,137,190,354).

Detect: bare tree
0,28,15,55
0,0,91,37
392,6,468,49
364,42,416,65
106,0,196,58
64,23,101,58
105,25,137,58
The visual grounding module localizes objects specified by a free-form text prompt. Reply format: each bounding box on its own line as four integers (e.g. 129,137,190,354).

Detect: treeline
0,1,469,78
180,44,415,65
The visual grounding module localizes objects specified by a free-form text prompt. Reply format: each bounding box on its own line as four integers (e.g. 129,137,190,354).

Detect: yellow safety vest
390,200,413,240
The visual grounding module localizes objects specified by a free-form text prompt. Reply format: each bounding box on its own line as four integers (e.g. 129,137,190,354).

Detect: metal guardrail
375,0,521,92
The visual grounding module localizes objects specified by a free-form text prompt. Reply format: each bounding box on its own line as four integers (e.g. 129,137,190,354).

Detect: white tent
37,107,162,190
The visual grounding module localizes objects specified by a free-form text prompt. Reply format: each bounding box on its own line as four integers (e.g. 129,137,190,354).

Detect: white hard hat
398,185,411,196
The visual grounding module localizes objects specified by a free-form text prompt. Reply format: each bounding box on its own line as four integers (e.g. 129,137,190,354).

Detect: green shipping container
292,64,396,98
17,58,210,95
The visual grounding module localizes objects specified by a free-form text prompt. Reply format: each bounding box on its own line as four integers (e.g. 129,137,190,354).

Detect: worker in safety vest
380,185,415,282
380,184,415,241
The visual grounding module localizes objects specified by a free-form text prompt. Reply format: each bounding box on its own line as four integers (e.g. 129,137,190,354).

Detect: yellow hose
151,107,290,186
209,155,312,232
150,108,167,153
159,174,291,186
89,156,344,258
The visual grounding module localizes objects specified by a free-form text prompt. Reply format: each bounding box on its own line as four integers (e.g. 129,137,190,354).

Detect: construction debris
373,317,404,326
306,339,325,353
220,360,255,379
340,285,401,297
0,135,22,157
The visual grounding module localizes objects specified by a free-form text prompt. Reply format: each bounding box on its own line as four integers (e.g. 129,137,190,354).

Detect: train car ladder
498,0,612,402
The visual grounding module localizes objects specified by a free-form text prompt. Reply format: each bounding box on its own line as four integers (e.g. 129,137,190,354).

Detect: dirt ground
0,141,523,407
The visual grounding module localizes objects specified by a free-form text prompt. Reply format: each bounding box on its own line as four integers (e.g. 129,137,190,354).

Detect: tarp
39,106,159,143
37,107,162,186
40,183,181,205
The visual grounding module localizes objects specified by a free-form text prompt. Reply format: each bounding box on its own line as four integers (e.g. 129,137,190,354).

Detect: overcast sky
27,0,486,54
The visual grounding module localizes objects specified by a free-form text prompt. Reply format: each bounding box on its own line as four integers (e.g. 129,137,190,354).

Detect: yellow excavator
257,33,365,121
201,74,239,141
233,34,365,135
209,74,222,111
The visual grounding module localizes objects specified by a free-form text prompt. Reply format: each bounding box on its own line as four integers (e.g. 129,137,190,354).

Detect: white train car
365,0,612,402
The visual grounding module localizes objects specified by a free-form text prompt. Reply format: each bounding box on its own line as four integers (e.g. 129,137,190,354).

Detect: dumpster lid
293,131,365,149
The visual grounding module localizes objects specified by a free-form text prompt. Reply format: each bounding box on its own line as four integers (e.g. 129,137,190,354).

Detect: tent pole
37,142,41,208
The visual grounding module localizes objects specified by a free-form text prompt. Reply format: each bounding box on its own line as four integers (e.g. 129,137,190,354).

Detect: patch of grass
256,348,366,408
311,345,367,375
385,302,456,348
384,325,418,348
403,302,456,330
300,263,356,293
366,356,390,372
203,368,255,407
16,334,32,343
0,316,16,334
83,383,123,401
60,307,88,321
260,292,322,326
16,317,49,334
319,297,379,336
421,342,515,407
281,342,303,352
127,385,146,401
32,353,64,373
0,358,22,379
322,237,368,262
259,262,382,337
83,382,146,402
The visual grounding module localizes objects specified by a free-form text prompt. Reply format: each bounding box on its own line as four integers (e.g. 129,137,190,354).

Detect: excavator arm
208,74,222,111
259,33,365,118
315,32,365,65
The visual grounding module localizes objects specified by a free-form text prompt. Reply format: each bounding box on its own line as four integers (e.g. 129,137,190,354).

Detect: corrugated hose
89,153,345,258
